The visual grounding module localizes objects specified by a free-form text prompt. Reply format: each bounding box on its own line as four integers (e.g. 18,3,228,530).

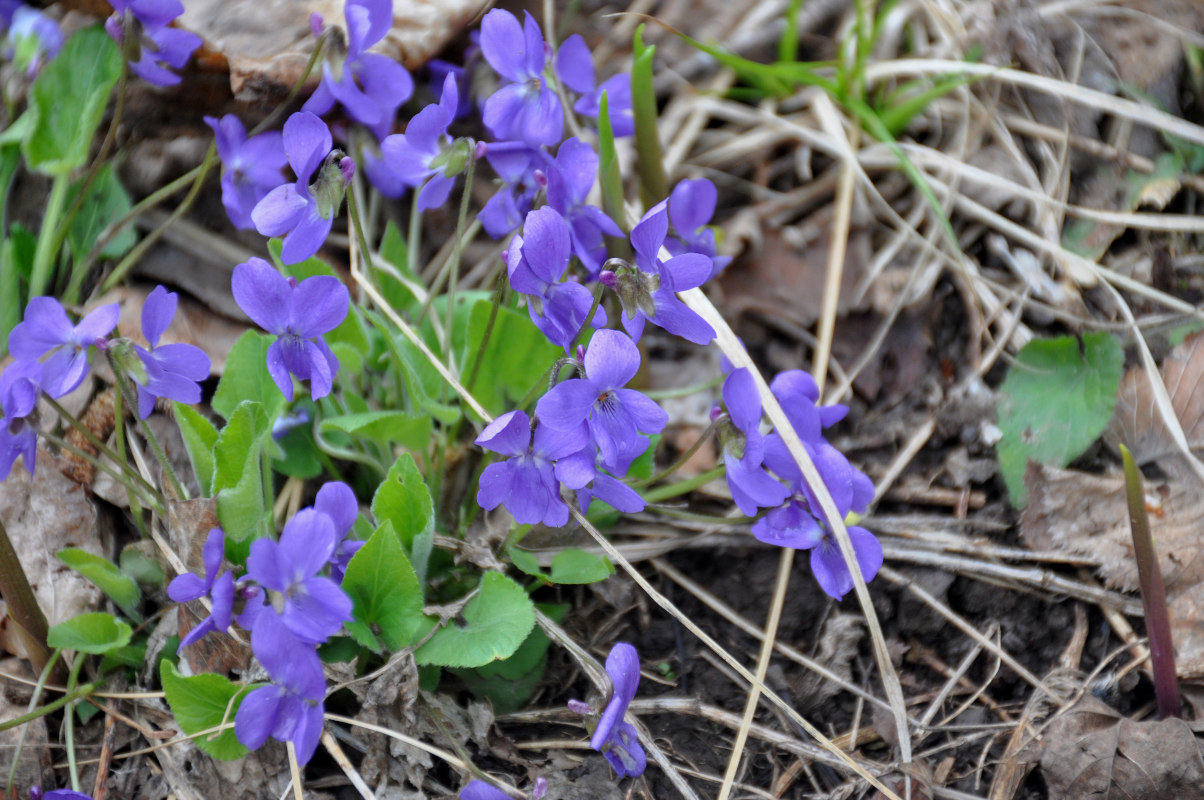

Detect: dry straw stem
321,730,377,800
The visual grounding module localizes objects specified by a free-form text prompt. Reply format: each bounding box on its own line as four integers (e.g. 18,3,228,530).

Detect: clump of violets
570,642,645,778
602,203,715,346
304,0,412,129
751,371,881,599
252,111,354,265
478,9,562,147
130,285,211,419
231,257,349,401
104,0,202,87
8,297,118,398
206,115,287,231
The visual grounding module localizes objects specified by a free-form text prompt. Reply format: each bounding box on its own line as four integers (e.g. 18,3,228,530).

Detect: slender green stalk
569,284,605,353
631,420,720,488
65,651,86,791
113,369,187,500
641,465,725,503
1120,444,1180,718
5,650,63,793
40,430,164,513
28,173,70,298
631,26,667,206
0,518,53,676
442,154,476,366
778,0,804,62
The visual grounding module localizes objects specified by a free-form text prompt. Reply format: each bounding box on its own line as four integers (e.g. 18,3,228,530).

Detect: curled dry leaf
1022,694,1204,800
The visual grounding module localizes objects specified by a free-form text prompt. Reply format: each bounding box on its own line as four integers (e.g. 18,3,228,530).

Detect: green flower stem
0,518,53,677
631,419,720,488
645,374,724,400
632,25,668,207
250,35,326,137
110,383,150,540
28,173,70,298
641,465,725,503
442,154,476,365
99,142,218,294
39,430,164,514
569,284,605,353
1120,444,1181,718
42,395,163,506
65,651,87,791
4,650,62,793
112,367,187,500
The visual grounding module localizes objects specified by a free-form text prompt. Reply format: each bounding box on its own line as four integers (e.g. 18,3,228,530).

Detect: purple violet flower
479,9,562,147
380,72,466,210
506,206,606,350
104,0,201,87
718,368,788,516
666,178,731,278
231,257,349,401
8,297,118,398
589,642,646,777
314,480,362,582
251,111,353,265
304,0,413,128
7,6,62,75
205,115,287,230
167,527,235,651
545,138,623,276
33,790,95,800
535,329,667,473
555,35,634,137
602,204,715,346
476,409,589,527
560,446,646,514
478,141,544,239
0,360,41,480
234,608,327,764
244,507,354,644
132,285,210,419
459,782,509,800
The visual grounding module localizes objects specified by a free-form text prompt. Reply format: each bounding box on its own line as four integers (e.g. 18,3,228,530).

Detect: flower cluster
104,0,201,87
0,288,208,480
167,482,358,763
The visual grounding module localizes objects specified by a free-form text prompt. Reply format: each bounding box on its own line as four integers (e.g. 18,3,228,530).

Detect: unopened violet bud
598,269,617,289
339,155,355,185
574,344,586,364
313,150,351,221
309,12,323,37
568,698,593,715
474,140,489,160
531,777,548,800
532,169,547,189
107,337,148,386
709,404,723,422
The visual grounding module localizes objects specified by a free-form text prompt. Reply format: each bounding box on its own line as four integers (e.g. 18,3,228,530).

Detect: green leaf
160,661,249,760
57,548,142,621
596,93,628,235
0,222,35,357
449,602,565,714
415,573,536,668
997,332,1123,507
322,410,432,453
550,549,614,584
371,453,433,549
271,419,323,479
67,163,136,263
119,543,164,586
175,403,219,495
342,521,427,651
454,299,560,419
23,28,122,175
213,401,270,543
631,25,667,205
377,221,425,315
47,612,131,654
212,331,285,421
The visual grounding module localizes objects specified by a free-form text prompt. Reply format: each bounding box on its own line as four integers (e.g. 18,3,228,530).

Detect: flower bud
312,149,352,221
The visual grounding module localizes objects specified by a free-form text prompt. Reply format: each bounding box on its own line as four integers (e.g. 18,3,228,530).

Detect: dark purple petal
751,500,823,549
630,206,669,271
167,572,205,603
480,9,528,83
669,178,717,235
521,84,564,147
291,699,325,764
265,339,295,401
476,410,531,457
661,252,712,292
591,642,640,750
232,258,291,334
40,346,90,398
532,419,589,460
148,343,211,381
325,65,384,126
723,368,761,434
460,780,511,800
279,203,332,265
584,472,644,513
482,83,528,141
417,175,455,211
283,576,352,642
278,508,337,580
234,685,281,750
252,184,308,238
477,461,516,511
520,11,546,76
315,482,357,538
140,286,175,348
583,329,639,391
504,460,557,525
9,297,71,359
726,455,788,516
521,207,571,284
246,538,288,593
612,388,667,434
548,137,598,210
649,293,715,345
811,536,853,600
200,527,224,584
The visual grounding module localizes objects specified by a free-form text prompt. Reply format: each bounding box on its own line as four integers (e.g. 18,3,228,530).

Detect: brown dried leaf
1025,694,1204,800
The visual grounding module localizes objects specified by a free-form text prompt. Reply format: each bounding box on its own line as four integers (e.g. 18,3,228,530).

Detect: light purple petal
9,297,72,359
480,9,527,82
149,343,211,380
520,12,546,76
282,111,331,183
534,379,597,430
167,572,205,603
811,538,853,600
650,295,715,345
246,538,288,593
290,276,349,337
232,258,292,333
252,184,308,238
555,34,594,94
723,368,761,433
532,419,589,460
417,175,454,211
612,388,667,434
591,642,640,750
279,509,337,580
482,83,528,141
477,461,516,511
460,780,511,800
476,410,532,457
265,338,295,401
141,285,176,348
315,482,357,538
279,206,332,265
504,461,554,524
284,577,352,642
583,329,639,391
669,178,717,235
234,685,281,750
662,252,712,291
630,206,669,270
520,84,564,147
521,207,571,283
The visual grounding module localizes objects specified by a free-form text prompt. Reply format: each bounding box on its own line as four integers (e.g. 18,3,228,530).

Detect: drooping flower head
602,204,715,345
304,0,413,128
587,643,646,777
555,35,634,137
0,359,41,480
234,608,327,764
717,368,788,516
8,297,118,398
104,0,202,87
206,114,288,230
244,507,353,644
506,206,606,350
251,111,354,265
380,72,468,210
479,10,562,147
167,527,235,651
535,329,667,473
475,409,589,527
231,257,350,401
131,285,211,419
